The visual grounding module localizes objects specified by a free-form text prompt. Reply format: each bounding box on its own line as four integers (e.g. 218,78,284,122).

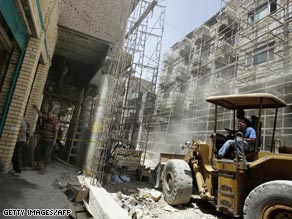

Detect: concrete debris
103,180,228,219
61,175,93,219
150,190,162,202
62,172,231,219
129,207,143,219
86,181,131,219
117,191,123,199
138,190,150,199
61,175,89,203
163,205,179,212
67,175,82,186
71,185,89,202
111,187,167,218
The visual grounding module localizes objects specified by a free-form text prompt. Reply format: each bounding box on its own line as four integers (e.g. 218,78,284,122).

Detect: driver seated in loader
218,119,256,159
224,109,251,135
212,109,251,156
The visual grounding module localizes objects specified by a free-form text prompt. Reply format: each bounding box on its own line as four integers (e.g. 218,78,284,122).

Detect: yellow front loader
157,93,292,219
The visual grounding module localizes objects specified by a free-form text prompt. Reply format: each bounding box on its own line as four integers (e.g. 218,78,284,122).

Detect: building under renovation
146,0,292,158
1,0,292,185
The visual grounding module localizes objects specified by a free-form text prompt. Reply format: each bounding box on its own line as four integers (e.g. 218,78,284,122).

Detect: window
248,1,277,24
254,50,268,65
246,42,275,66
248,3,269,24
287,2,292,18
270,0,277,14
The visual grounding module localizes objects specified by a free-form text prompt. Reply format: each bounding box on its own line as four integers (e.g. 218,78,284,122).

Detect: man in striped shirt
34,105,60,174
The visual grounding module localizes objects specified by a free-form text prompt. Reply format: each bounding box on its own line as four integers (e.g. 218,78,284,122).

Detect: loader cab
206,93,287,163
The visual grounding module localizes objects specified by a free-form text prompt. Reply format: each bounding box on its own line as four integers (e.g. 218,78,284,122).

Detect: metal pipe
270,108,278,153
233,109,235,130
214,104,218,133
210,104,217,160
125,0,157,39
256,98,263,152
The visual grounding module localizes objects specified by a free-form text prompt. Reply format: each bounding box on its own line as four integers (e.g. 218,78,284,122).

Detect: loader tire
162,159,193,205
151,164,161,189
243,180,292,219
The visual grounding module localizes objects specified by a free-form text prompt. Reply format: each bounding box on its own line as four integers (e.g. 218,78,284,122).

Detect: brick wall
58,0,131,43
25,23,59,132
0,50,20,119
0,37,42,173
43,0,59,61
0,49,20,167
25,61,50,132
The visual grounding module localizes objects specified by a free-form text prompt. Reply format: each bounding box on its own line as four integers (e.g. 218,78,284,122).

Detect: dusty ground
0,160,239,219
0,161,75,219
103,179,237,219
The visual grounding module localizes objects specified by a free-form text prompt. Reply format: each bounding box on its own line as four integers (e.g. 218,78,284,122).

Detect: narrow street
0,160,236,219
0,161,74,219
1,1,292,219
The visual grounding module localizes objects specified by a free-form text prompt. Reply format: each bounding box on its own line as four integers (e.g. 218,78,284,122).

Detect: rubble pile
55,172,228,219
56,174,93,219
111,186,166,219
104,180,230,219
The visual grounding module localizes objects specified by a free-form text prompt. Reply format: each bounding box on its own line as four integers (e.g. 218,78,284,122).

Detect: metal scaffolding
146,0,292,157
91,0,292,183
91,0,166,183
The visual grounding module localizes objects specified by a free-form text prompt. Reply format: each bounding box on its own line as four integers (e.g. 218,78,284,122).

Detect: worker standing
33,105,59,174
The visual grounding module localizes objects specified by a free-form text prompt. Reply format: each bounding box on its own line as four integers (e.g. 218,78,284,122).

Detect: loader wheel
151,164,161,189
162,159,193,205
243,180,292,219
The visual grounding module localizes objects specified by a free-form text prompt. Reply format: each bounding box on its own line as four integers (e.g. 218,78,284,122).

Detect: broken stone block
150,191,162,202
71,186,89,202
